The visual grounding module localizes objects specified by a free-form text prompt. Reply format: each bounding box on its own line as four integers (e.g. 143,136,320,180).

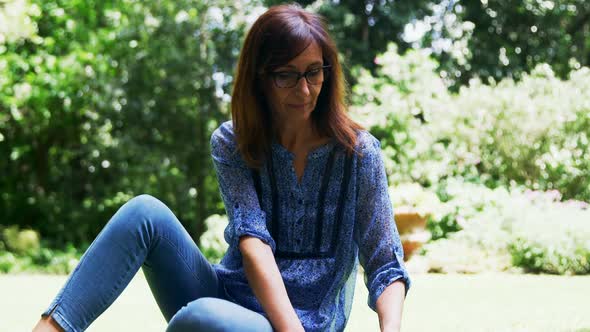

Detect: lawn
6,271,590,331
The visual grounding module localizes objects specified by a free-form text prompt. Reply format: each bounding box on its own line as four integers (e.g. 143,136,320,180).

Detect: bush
509,237,590,275
507,192,590,275
1,225,41,255
418,179,590,275
0,252,18,273
0,243,81,274
199,214,229,264
389,182,443,218
351,43,590,202
0,224,82,274
0,0,266,247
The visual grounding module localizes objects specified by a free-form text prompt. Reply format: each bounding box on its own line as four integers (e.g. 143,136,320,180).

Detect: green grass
6,271,590,331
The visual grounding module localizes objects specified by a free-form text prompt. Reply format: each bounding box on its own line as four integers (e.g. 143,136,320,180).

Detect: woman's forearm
239,236,304,332
376,279,406,332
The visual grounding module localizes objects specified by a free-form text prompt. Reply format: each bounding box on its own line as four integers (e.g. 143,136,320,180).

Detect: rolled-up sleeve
210,122,276,253
354,134,411,311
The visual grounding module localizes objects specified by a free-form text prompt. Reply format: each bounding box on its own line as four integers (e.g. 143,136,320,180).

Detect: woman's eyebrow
280,61,323,69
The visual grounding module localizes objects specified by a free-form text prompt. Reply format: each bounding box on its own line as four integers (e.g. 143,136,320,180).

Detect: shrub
351,43,590,201
0,0,266,248
0,225,81,274
507,192,590,275
419,179,590,274
0,246,81,274
199,214,229,264
0,252,17,273
1,225,41,255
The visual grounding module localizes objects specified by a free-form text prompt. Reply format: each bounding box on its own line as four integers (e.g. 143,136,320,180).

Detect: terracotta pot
395,210,430,261
394,211,427,234
400,231,431,260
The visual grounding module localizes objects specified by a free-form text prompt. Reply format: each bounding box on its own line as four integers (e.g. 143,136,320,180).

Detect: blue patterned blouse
210,120,411,332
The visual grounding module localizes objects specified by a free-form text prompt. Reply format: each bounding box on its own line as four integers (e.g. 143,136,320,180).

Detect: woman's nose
294,77,311,96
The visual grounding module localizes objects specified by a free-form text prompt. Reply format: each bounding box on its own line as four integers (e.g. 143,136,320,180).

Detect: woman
33,4,410,332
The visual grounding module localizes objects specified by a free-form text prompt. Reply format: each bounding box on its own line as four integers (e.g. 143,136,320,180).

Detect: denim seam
101,248,144,322
41,237,102,331
48,303,77,332
52,223,110,308
158,233,206,285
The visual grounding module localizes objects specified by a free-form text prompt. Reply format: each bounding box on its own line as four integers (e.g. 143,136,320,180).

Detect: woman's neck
273,117,319,152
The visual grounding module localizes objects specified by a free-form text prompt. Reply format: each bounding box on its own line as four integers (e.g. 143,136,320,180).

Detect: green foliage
199,214,229,264
509,237,590,276
264,0,590,89
0,0,265,247
1,225,41,255
404,0,590,89
0,224,82,274
0,243,82,274
389,182,443,218
351,43,590,202
0,252,17,273
419,179,590,275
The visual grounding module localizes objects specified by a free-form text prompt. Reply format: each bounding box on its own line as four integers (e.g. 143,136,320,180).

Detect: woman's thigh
166,297,274,332
126,195,225,321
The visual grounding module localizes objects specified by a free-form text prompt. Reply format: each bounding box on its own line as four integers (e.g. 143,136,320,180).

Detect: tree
411,0,590,88
0,0,263,246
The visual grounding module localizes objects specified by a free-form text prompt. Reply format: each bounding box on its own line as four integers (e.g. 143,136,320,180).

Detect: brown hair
231,3,364,169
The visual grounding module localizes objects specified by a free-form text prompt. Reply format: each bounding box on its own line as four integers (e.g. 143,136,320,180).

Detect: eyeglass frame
266,65,332,89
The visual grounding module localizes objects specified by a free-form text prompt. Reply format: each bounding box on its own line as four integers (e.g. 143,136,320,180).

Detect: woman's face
263,41,325,127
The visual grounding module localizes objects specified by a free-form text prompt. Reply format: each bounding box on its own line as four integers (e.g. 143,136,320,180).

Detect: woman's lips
288,103,308,108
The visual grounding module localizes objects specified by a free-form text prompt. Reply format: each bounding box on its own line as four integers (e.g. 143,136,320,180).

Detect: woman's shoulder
211,120,235,142
210,120,241,162
353,128,381,155
211,120,237,148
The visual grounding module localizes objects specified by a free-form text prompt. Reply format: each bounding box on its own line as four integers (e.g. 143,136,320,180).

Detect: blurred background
1,0,589,331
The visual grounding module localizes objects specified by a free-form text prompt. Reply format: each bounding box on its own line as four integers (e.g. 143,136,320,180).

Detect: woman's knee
114,194,174,227
166,298,273,332
166,297,227,332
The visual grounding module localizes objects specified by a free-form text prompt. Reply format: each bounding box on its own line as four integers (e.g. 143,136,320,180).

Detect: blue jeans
41,194,274,332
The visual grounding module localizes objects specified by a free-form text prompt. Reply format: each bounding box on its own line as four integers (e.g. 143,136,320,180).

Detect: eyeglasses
269,65,331,88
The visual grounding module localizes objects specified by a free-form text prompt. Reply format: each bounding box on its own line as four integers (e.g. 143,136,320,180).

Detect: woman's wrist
381,322,401,332
273,313,304,332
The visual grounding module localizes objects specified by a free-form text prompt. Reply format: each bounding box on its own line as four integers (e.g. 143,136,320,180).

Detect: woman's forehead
280,41,323,69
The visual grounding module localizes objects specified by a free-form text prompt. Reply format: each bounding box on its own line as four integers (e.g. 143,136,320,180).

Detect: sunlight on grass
4,271,590,331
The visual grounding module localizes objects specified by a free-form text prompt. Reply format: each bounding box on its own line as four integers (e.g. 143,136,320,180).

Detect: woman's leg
166,297,274,332
37,194,225,332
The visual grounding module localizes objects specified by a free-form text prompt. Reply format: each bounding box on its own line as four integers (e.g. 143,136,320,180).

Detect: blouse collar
271,137,336,160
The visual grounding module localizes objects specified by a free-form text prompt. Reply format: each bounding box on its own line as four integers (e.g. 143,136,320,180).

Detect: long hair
231,3,364,169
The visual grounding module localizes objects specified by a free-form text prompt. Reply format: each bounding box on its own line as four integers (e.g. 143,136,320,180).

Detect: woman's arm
240,236,304,332
353,133,411,327
210,123,302,331
376,280,406,332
